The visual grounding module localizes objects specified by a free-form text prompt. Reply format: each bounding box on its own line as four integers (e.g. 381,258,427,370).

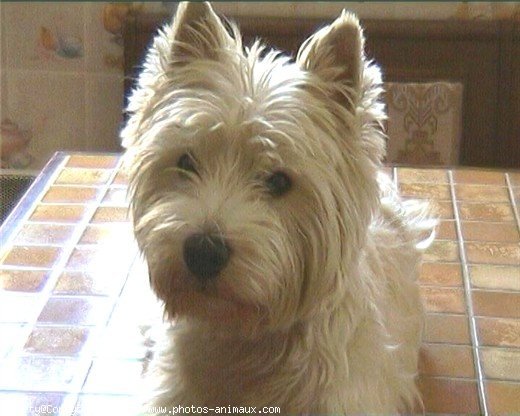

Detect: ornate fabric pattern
384,82,463,166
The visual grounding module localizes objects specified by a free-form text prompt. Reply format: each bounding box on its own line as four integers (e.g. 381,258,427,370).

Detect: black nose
183,233,230,280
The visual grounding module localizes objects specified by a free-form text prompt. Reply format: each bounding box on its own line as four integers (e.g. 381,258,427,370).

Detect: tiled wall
0,2,129,171
1,2,519,172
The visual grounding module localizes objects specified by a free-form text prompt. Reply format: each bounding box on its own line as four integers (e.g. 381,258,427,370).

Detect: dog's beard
134,190,306,337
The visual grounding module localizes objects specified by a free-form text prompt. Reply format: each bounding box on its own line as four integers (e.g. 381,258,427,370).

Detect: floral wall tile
0,4,7,70
84,3,135,73
385,82,463,166
5,71,85,170
3,2,85,72
85,74,124,152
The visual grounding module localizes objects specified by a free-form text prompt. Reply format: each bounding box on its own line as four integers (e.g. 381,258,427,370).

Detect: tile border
0,153,67,255
505,173,520,235
448,170,488,415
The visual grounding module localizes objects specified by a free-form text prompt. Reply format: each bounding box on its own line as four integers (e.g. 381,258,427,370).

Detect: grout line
505,173,520,235
1,157,126,360
0,154,68,258
447,170,489,416
6,164,121,392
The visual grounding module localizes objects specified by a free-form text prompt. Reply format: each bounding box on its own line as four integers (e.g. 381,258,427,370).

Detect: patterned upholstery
384,82,463,166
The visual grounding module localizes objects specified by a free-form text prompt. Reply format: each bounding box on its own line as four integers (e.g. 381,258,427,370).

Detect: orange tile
399,183,451,200
465,242,520,265
37,297,114,325
419,263,462,287
472,290,520,318
458,202,515,222
112,170,129,186
486,381,520,414
55,168,112,186
419,344,475,378
513,187,520,207
66,154,120,169
452,170,506,185
65,242,137,278
30,204,90,223
420,286,466,314
436,220,457,240
13,223,76,245
470,265,520,291
417,377,480,414
424,240,460,262
461,221,519,243
54,270,127,296
429,200,455,219
508,172,520,187
397,168,448,184
79,225,113,245
90,206,129,223
24,326,91,356
42,186,102,204
1,246,61,268
79,223,133,245
424,313,471,344
65,247,101,270
455,184,510,202
477,317,520,347
0,269,50,292
102,187,128,206
480,347,520,381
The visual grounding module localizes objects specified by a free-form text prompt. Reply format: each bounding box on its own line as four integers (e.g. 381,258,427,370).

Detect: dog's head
122,2,386,336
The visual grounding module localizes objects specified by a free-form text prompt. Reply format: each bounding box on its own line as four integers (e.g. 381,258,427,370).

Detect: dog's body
122,3,434,414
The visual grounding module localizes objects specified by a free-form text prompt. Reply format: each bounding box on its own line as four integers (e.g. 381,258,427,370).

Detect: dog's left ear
297,11,364,106
170,1,235,64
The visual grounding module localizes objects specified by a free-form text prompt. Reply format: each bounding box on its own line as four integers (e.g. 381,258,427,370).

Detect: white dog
122,2,435,414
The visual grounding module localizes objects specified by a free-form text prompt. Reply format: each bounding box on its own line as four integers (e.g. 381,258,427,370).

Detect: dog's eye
265,171,292,196
177,153,197,175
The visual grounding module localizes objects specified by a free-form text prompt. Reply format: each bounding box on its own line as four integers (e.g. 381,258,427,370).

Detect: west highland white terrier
122,2,435,414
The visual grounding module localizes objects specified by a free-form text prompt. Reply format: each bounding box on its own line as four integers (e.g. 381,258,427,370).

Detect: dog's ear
297,11,365,106
170,1,235,63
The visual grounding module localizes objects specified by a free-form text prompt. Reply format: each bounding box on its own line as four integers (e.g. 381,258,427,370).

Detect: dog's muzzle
183,232,230,280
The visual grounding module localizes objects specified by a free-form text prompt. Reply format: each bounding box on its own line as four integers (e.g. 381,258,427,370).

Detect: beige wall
1,2,518,171
214,2,520,20
1,2,126,171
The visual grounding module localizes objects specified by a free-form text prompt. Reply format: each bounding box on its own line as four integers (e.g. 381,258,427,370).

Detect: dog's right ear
170,1,235,64
297,11,365,108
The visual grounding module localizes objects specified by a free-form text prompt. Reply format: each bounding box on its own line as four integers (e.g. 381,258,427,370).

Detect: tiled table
0,152,519,415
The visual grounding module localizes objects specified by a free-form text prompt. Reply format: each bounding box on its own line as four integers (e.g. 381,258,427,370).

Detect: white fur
122,3,435,414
